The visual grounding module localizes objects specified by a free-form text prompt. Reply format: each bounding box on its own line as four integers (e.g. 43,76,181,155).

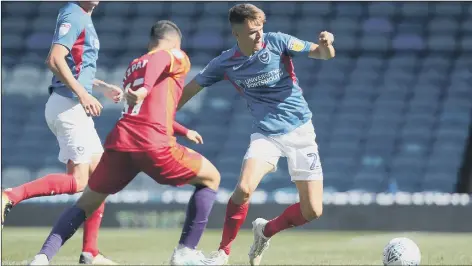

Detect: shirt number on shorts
121,83,144,118
307,153,318,170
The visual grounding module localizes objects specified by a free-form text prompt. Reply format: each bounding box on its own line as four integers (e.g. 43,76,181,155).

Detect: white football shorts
244,120,323,181
44,92,104,164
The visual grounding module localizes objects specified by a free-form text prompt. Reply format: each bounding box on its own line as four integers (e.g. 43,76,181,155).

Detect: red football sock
218,198,249,255
263,203,308,238
4,173,77,205
82,201,105,257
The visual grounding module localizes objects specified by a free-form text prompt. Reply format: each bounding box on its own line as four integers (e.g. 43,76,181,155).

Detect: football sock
82,202,105,257
4,173,77,205
39,205,86,261
179,185,217,249
218,198,249,255
263,202,308,238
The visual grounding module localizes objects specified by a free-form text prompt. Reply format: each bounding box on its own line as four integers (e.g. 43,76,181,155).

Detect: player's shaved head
150,20,182,43
228,3,266,27
148,20,182,51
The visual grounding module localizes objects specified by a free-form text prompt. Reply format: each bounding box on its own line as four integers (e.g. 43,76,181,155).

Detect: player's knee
194,158,221,191
205,169,221,191
76,186,107,217
300,201,323,221
233,182,256,204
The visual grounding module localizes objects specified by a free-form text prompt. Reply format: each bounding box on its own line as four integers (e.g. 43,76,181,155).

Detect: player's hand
103,84,124,103
319,31,334,46
186,130,203,144
79,93,103,116
126,87,148,106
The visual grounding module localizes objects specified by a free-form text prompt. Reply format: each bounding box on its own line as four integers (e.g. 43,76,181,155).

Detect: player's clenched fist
79,93,103,116
186,130,203,144
125,87,148,106
319,31,334,46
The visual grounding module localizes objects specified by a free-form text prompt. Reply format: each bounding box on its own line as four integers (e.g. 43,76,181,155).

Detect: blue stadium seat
3,2,37,16
299,2,332,16
95,17,127,34
401,3,431,17
432,2,464,16
427,35,457,52
351,173,386,193
26,32,54,51
363,18,393,34
329,18,360,34
202,2,230,16
2,17,29,34
367,2,399,17
189,31,224,51
335,2,365,17
392,34,425,51
264,17,293,35
170,2,200,16
38,2,63,15
428,17,459,33
101,2,134,16
267,2,297,16
135,2,167,16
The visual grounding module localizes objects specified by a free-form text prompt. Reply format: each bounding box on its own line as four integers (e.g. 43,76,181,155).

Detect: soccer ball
382,237,421,266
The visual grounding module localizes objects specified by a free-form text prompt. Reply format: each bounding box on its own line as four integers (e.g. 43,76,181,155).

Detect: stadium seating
2,2,471,194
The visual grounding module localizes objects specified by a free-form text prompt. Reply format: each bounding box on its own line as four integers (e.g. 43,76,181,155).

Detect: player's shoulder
209,47,237,65
167,48,189,62
58,2,87,22
265,31,294,43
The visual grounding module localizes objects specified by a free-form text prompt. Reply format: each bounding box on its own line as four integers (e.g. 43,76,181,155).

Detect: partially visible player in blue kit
2,2,121,264
178,3,335,266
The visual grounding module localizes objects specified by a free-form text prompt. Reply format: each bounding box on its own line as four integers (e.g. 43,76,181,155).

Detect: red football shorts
88,144,203,194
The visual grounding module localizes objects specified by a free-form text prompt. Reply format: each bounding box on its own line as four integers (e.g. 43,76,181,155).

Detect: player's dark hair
150,20,182,43
228,3,266,25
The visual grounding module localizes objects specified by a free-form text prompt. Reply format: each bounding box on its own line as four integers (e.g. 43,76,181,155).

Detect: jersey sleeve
273,32,312,57
143,51,172,92
194,57,225,88
173,121,189,136
52,12,85,51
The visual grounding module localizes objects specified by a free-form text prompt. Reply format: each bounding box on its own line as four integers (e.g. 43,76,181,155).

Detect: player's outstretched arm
173,121,203,144
93,79,123,103
177,79,204,110
308,31,335,60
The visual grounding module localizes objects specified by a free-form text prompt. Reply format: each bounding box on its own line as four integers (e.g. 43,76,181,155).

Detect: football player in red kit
28,20,221,266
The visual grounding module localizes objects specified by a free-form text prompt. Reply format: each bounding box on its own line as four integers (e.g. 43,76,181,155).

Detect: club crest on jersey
288,38,305,52
58,23,71,37
258,50,271,64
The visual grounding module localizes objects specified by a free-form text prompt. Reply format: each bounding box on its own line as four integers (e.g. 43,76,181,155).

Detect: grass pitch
2,227,472,265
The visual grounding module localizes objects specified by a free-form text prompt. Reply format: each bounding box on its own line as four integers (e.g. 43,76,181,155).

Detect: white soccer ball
382,237,421,266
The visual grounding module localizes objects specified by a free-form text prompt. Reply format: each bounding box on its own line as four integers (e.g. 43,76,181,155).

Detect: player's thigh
88,150,139,195
281,122,323,182
295,180,323,220
134,145,219,190
46,93,104,165
240,133,282,189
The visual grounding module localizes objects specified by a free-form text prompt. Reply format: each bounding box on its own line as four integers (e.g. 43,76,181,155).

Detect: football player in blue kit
178,3,335,266
2,2,121,265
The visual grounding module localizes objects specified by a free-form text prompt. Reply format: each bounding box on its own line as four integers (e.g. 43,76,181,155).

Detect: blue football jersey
195,32,313,136
49,2,100,98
